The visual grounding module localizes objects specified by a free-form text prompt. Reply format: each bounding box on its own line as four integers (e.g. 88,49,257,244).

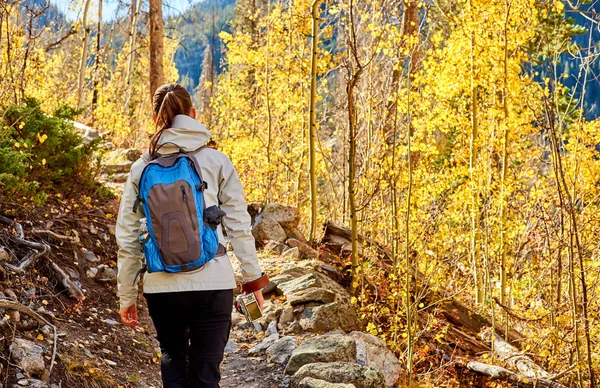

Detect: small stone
248,333,279,355
0,247,10,262
17,379,29,386
82,249,99,263
101,348,112,355
224,340,238,354
104,359,117,366
96,268,117,284
16,372,25,379
266,320,278,337
253,322,263,333
103,319,119,325
279,306,294,328
64,267,80,280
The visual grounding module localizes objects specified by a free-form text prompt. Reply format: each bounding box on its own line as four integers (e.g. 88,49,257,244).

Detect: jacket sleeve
116,172,144,309
218,157,263,282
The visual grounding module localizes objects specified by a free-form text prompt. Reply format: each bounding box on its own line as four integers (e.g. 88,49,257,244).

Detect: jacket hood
156,115,211,154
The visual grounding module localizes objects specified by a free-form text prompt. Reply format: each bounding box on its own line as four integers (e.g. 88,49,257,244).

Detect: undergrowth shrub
0,98,106,202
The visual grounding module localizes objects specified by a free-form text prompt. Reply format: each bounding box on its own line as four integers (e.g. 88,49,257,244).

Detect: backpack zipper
181,185,197,231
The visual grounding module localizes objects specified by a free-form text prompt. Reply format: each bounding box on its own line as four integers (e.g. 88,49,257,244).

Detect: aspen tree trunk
382,0,418,141
77,0,92,109
308,0,323,244
499,1,512,308
346,0,364,293
125,0,142,113
404,61,414,383
149,0,164,98
91,0,102,122
468,0,483,306
264,0,273,204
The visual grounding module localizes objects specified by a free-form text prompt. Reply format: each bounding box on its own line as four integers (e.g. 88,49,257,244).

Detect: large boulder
278,273,360,333
285,334,356,375
349,332,402,387
259,204,300,233
252,218,287,244
10,338,45,376
291,362,385,388
298,377,356,388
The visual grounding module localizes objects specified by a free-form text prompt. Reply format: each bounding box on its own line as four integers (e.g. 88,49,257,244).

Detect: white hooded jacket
116,115,262,309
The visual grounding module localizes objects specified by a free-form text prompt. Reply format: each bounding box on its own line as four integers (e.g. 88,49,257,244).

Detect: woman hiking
116,83,269,388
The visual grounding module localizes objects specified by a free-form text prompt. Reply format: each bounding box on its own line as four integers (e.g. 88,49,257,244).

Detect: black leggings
144,289,233,388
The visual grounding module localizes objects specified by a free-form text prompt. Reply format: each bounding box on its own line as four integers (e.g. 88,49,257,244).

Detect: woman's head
150,83,195,155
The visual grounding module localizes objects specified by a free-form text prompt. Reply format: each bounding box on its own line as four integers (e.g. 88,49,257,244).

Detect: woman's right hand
119,304,139,329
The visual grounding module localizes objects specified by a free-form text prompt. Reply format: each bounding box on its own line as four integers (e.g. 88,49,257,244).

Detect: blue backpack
132,145,226,274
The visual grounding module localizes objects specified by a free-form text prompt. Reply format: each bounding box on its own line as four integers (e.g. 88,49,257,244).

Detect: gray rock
253,322,263,333
298,377,355,388
286,239,318,259
289,321,303,334
264,241,289,255
262,281,278,294
17,380,29,386
285,334,356,375
291,362,385,388
96,268,117,284
287,288,336,306
82,249,99,263
39,326,53,338
86,267,98,279
104,161,133,174
266,336,296,365
282,247,300,259
278,306,294,328
10,339,45,375
224,340,238,354
278,274,320,295
349,332,401,387
112,173,129,183
248,333,280,355
299,303,346,333
123,148,142,162
104,359,117,366
266,320,278,337
103,319,120,325
259,204,300,232
22,380,48,388
65,267,80,280
252,218,287,244
0,247,10,262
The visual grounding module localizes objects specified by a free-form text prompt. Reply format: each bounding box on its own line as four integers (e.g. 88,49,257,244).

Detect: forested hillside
3,0,600,387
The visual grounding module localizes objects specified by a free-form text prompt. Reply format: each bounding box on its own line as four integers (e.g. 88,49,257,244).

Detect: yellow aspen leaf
351,296,357,304
14,142,20,148
37,133,48,143
41,159,46,166
37,334,44,340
